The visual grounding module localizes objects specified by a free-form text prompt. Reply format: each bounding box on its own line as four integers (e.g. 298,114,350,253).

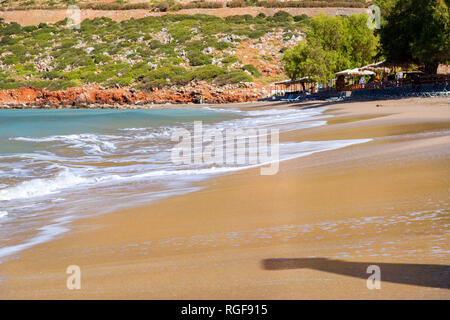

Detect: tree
374,0,399,18
283,41,335,83
380,0,450,74
282,14,378,82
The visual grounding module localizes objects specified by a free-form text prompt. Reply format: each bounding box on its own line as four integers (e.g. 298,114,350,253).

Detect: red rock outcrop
0,85,265,108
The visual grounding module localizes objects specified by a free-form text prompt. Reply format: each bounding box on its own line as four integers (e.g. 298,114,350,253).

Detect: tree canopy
374,0,399,18
380,0,450,74
282,14,378,82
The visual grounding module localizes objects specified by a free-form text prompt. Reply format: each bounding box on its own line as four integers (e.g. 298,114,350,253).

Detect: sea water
0,106,371,261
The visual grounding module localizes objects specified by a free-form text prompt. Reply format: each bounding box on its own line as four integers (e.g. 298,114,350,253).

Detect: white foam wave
134,127,175,140
120,127,147,131
132,139,372,179
0,216,71,260
0,170,89,201
244,107,327,117
0,211,8,218
4,139,370,192
12,133,117,155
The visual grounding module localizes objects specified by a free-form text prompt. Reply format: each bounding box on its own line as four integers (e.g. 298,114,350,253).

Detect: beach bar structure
273,77,315,95
335,68,375,91
360,60,420,74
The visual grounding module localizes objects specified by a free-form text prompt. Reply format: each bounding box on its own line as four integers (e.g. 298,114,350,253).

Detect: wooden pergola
360,61,421,74
273,77,315,95
335,68,376,91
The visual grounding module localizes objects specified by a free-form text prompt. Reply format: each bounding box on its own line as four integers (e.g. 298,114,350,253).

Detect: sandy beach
0,97,449,299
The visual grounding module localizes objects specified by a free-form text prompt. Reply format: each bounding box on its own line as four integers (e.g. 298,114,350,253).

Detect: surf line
171,120,280,175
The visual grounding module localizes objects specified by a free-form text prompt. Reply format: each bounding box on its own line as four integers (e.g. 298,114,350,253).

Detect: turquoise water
0,106,371,262
0,108,234,154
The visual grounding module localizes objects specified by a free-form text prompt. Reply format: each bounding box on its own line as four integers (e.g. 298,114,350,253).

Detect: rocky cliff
0,83,265,108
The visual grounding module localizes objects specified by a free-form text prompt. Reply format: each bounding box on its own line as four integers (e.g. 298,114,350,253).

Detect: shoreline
0,100,264,109
0,97,449,299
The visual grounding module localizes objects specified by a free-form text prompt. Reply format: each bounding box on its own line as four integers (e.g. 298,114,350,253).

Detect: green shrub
188,65,226,81
243,64,261,78
225,15,252,24
23,25,38,33
272,11,293,23
157,1,170,12
108,76,134,87
262,1,366,9
1,36,19,45
213,41,231,50
0,22,21,36
0,79,21,90
138,65,187,89
94,54,113,64
3,55,19,65
294,14,310,23
24,79,52,88
221,55,239,65
149,39,161,50
187,50,212,66
46,80,78,91
43,71,62,80
214,70,253,86
176,1,223,10
247,29,266,39
227,0,247,8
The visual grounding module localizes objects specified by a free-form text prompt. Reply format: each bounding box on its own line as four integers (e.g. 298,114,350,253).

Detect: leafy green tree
283,41,335,83
374,0,399,18
380,0,449,74
282,14,378,82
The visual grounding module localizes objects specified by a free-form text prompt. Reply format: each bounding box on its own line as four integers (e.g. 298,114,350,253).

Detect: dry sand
0,97,449,299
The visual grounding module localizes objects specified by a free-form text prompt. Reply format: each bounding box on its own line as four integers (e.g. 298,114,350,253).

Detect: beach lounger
287,95,303,102
282,94,299,101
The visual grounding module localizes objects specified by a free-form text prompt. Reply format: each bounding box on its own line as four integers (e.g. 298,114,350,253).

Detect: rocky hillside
0,12,310,104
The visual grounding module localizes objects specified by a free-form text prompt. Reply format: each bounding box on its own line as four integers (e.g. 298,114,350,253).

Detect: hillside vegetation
0,12,311,91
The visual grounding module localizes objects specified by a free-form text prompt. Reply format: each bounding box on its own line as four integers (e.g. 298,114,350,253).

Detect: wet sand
1,97,449,299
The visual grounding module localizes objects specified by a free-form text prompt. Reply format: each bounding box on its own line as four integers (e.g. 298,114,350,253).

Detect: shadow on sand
261,258,450,289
